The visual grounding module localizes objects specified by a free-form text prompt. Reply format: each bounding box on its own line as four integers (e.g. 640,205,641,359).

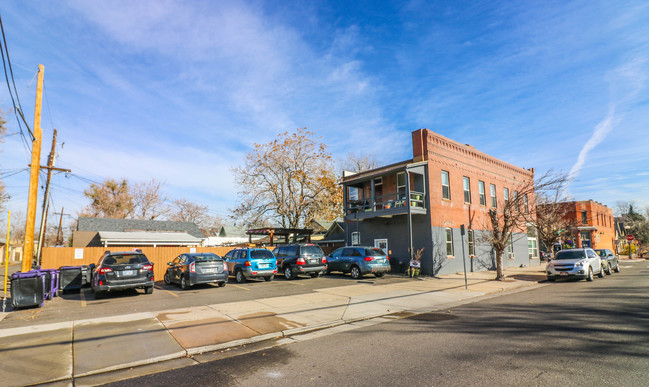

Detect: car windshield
193,254,220,261
106,254,148,265
554,250,586,260
250,250,274,259
365,248,386,256
302,246,324,256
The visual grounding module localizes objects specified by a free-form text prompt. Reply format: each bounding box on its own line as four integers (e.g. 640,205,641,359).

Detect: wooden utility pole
54,207,69,246
36,129,71,264
22,64,44,272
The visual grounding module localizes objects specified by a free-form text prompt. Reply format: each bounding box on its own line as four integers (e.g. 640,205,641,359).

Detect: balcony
343,162,427,221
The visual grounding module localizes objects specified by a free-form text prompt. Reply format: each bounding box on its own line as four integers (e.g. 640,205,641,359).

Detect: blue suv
223,248,278,283
326,246,391,279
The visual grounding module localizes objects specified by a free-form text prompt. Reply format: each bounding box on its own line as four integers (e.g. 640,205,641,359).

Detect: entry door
374,239,388,254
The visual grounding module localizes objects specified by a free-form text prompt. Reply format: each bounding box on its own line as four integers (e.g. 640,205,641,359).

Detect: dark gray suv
273,243,327,280
91,250,154,298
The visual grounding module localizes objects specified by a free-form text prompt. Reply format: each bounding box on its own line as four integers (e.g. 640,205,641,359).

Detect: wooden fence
41,246,240,281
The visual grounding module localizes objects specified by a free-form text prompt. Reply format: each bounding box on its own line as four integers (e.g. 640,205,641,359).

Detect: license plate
560,272,568,276
258,263,269,269
309,259,316,264
122,270,135,276
203,268,215,273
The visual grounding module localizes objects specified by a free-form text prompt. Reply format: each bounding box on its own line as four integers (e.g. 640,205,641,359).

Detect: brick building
559,200,615,251
342,129,538,276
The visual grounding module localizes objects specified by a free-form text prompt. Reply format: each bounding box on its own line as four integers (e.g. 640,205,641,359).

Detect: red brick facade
560,200,615,251
413,129,535,231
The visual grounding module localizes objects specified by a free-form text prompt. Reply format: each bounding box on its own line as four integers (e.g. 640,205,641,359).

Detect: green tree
80,178,134,218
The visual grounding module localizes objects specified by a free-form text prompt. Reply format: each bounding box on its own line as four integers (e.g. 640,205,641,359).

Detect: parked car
326,246,391,279
164,253,228,290
546,248,604,282
223,248,277,283
594,249,620,274
91,250,155,298
273,243,327,280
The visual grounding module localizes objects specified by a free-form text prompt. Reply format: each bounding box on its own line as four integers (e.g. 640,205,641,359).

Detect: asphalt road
103,260,649,387
0,269,411,328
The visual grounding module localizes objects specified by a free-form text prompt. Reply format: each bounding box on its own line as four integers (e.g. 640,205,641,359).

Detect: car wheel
350,265,362,280
614,262,621,273
604,263,612,275
145,286,153,294
598,265,605,278
586,267,594,281
235,269,246,284
164,272,172,285
375,272,385,278
309,272,320,278
181,275,190,290
284,266,295,280
264,275,274,282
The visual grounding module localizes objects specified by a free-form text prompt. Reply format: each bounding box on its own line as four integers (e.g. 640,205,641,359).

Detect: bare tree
80,178,134,218
168,199,223,236
530,172,572,255
481,170,567,281
231,128,340,228
339,152,379,174
132,179,168,220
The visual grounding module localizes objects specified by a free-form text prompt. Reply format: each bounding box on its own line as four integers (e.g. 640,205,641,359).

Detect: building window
397,172,406,200
478,181,486,205
445,228,454,256
523,194,529,213
490,184,497,207
467,229,475,256
463,177,471,203
528,238,538,259
580,231,591,247
441,171,450,200
581,211,588,224
513,191,519,211
504,188,509,206
506,234,514,259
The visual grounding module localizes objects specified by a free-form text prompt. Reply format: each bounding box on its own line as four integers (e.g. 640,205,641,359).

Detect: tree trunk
495,249,505,281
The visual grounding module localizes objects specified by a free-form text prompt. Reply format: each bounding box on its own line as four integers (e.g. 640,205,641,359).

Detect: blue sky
0,0,648,228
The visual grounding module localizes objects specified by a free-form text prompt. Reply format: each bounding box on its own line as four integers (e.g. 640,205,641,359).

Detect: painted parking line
80,288,87,308
228,284,251,291
155,285,180,298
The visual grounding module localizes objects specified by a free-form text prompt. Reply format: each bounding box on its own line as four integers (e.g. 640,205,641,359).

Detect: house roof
98,231,202,246
77,217,204,239
218,226,248,238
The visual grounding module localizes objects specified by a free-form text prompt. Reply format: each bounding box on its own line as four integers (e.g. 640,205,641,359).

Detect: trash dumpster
37,268,60,300
10,271,45,309
59,266,83,293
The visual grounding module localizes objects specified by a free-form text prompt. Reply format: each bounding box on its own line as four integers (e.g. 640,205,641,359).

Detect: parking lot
0,270,415,329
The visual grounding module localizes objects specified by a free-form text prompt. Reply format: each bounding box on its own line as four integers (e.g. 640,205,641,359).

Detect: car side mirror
167,262,172,266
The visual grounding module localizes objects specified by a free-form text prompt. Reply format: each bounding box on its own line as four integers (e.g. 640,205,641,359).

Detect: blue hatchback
326,246,391,279
223,248,278,283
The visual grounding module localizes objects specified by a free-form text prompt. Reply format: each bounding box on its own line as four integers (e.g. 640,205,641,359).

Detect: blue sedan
326,246,391,279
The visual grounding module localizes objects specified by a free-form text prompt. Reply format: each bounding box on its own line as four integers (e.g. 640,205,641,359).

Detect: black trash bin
10,271,45,309
59,266,83,293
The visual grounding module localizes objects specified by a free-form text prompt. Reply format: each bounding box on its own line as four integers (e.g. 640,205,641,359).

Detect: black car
273,243,327,280
164,253,229,289
91,250,155,298
594,249,620,274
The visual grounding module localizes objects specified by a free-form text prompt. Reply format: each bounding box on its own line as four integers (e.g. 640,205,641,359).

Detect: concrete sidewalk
0,264,549,386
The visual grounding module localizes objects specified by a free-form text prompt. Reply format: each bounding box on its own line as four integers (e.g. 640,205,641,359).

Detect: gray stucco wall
344,218,536,276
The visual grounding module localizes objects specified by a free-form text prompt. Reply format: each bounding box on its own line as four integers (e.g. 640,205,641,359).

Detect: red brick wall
415,129,535,231
562,200,615,250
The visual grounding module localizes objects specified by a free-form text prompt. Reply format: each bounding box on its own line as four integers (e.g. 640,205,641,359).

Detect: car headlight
574,260,586,267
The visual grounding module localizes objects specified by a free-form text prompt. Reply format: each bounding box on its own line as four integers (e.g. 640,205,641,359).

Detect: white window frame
467,229,475,257
463,176,471,204
445,228,454,257
441,171,450,200
374,238,388,254
528,238,538,259
490,184,497,208
479,181,486,206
